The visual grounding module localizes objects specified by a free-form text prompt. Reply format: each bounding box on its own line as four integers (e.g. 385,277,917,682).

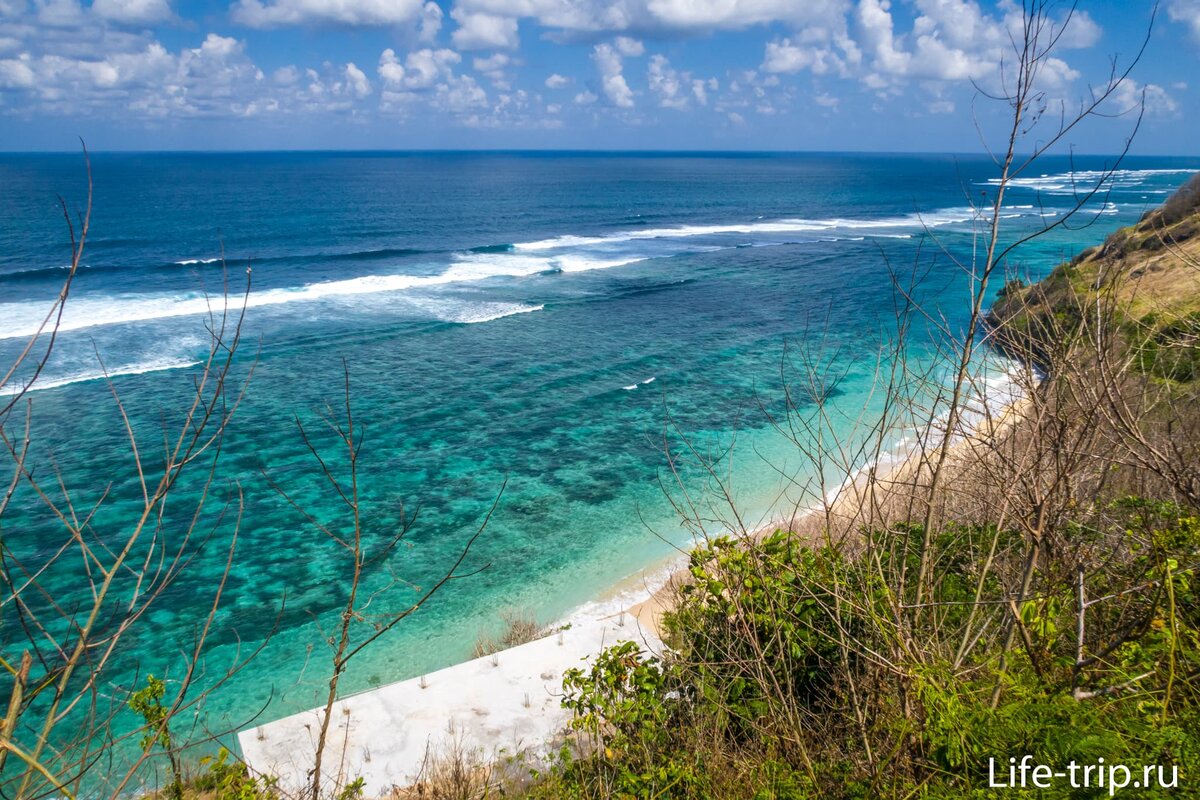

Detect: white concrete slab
237,618,661,796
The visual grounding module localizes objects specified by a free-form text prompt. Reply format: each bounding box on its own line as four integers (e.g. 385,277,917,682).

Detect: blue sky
0,0,1196,152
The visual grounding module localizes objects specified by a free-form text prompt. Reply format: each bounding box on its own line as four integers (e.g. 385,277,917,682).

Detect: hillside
990,172,1200,384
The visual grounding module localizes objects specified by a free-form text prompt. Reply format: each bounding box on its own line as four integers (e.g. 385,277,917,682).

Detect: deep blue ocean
0,152,1196,749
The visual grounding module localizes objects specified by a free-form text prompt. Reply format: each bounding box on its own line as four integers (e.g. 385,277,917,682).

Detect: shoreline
581,360,1035,642
239,359,1036,793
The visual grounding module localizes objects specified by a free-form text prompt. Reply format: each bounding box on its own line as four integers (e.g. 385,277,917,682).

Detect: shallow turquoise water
0,153,1195,759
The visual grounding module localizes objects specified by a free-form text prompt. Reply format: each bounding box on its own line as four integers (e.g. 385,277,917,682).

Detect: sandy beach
616,375,1035,641
239,368,1034,794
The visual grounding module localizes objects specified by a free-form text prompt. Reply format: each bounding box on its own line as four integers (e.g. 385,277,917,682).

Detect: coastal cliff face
988,173,1200,384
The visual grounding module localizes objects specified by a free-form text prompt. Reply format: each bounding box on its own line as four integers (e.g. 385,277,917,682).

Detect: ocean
0,151,1195,744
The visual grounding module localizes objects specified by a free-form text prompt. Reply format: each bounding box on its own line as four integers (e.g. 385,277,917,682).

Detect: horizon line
2,147,1198,159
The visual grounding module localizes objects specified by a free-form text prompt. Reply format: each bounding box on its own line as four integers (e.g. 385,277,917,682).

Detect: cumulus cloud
451,8,519,50
591,40,635,108
647,53,685,108
613,35,643,56
846,0,1094,96
544,72,570,88
418,0,442,41
37,0,88,27
231,0,425,28
448,0,850,37
473,51,512,88
857,0,910,79
343,61,370,98
761,36,851,75
377,46,460,90
91,0,173,25
435,73,488,111
813,92,838,109
1054,9,1101,49
1109,79,1180,117
1168,0,1200,41
0,32,276,117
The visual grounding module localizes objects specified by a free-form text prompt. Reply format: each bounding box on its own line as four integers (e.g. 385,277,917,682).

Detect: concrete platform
237,617,662,795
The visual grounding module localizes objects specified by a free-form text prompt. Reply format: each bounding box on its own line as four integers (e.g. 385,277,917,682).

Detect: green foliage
665,531,851,735
192,748,278,800
537,502,1200,799
1134,311,1200,384
129,675,172,754
562,640,674,747
558,641,706,798
334,776,364,800
129,675,184,800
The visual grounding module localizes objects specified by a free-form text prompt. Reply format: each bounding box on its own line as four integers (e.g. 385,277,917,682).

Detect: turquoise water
0,153,1195,757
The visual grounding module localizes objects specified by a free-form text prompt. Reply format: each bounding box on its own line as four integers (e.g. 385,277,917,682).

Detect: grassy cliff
990,172,1200,384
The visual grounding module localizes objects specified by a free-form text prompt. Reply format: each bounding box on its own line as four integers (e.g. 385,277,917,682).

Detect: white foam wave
457,303,544,324
1,357,199,396
0,204,1071,341
514,207,982,251
175,258,221,266
406,296,545,324
622,384,638,391
641,376,655,384
558,555,687,628
981,168,1195,194
0,250,637,340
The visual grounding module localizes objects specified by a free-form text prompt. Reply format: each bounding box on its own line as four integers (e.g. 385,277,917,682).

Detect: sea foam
0,206,1062,340
512,207,985,252
1,357,199,396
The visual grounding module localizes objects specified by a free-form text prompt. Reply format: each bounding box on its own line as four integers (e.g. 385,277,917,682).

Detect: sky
0,0,1197,153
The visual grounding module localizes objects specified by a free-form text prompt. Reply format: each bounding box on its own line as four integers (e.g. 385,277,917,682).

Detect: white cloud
591,40,633,108
450,8,519,50
847,0,1093,96
857,0,910,79
37,0,87,27
691,76,715,105
613,35,643,56
419,0,443,41
1168,0,1200,42
435,73,488,111
377,46,460,90
0,54,35,88
473,51,512,88
272,64,298,84
231,0,425,27
647,53,689,109
449,0,850,37
473,52,509,71
343,61,370,98
574,89,596,104
544,72,570,88
1110,79,1180,117
649,0,847,29
0,32,282,117
761,37,847,75
1055,9,1101,49
91,0,172,24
